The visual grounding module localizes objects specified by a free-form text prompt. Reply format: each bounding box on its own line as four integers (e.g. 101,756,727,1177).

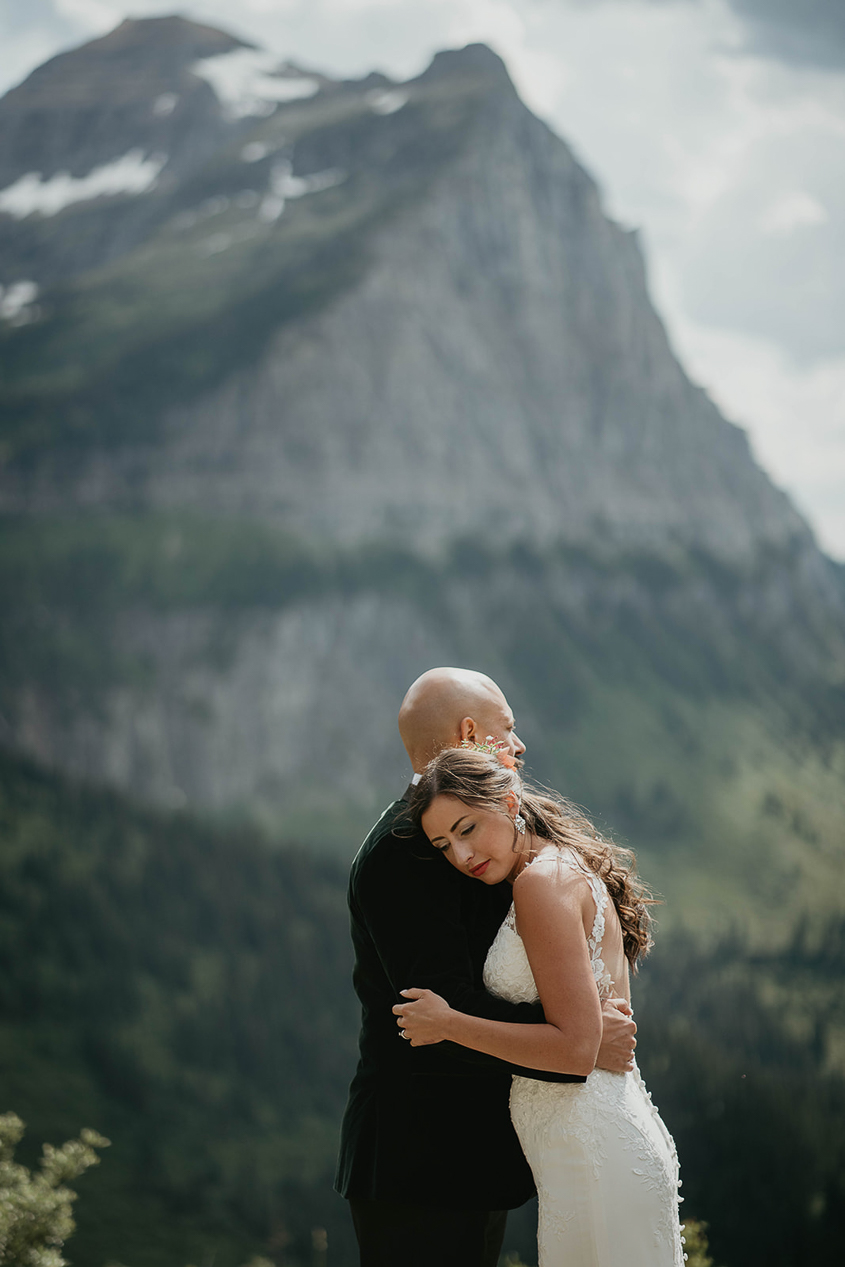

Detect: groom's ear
459,716,477,743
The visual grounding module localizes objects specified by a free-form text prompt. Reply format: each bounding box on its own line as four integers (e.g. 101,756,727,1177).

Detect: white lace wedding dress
483,852,684,1267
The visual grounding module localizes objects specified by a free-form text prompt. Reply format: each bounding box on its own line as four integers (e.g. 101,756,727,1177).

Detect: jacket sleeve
354,828,560,1076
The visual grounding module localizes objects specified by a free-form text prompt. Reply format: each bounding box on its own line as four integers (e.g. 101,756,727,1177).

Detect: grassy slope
544,683,845,939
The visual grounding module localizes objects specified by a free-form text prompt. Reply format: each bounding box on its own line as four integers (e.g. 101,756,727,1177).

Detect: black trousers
349,1198,507,1267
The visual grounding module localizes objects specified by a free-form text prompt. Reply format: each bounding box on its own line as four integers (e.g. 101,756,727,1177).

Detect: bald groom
335,668,636,1267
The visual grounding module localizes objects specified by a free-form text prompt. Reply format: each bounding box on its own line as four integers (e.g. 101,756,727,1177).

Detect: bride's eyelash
433,823,473,851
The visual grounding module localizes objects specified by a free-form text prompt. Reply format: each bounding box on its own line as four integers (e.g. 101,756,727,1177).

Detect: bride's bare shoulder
513,847,592,907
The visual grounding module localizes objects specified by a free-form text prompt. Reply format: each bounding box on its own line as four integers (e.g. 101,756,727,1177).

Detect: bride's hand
392,988,453,1046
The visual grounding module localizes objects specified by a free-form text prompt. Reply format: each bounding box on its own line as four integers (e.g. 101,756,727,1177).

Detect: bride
393,743,684,1267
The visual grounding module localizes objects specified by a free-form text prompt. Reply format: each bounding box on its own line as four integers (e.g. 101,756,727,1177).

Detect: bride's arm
394,867,603,1076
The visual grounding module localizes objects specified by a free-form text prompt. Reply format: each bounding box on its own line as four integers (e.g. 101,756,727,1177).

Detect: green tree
0,1113,109,1267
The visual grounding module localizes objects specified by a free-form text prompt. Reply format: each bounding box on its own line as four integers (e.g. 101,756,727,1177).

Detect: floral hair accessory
459,736,518,769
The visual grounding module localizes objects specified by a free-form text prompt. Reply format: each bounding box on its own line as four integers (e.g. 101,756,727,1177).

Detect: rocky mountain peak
416,42,514,88
96,15,251,60
18,15,250,103
73,14,248,63
0,16,250,189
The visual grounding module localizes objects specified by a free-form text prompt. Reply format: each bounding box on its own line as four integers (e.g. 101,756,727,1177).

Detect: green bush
0,1113,109,1267
682,1218,715,1267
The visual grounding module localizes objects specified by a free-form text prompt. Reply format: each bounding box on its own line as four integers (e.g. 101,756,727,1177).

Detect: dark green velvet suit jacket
334,793,586,1212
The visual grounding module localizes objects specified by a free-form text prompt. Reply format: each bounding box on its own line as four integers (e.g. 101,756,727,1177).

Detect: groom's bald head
398,667,525,772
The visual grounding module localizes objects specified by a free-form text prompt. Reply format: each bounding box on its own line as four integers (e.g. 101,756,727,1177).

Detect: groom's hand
595,997,636,1073
392,988,452,1046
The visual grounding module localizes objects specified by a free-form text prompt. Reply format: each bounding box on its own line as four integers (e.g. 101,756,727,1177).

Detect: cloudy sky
3,0,844,558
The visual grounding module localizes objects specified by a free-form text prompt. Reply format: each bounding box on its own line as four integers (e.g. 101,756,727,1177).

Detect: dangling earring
514,813,526,835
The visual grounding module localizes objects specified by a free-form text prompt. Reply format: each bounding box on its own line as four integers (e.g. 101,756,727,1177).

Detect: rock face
148,90,797,564
0,26,808,562
1,19,844,911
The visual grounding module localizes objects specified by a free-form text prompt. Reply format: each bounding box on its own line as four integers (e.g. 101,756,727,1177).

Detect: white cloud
759,190,828,236
441,0,525,50
53,0,124,34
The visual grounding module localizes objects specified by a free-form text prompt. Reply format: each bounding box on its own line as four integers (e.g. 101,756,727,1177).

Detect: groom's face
465,690,526,761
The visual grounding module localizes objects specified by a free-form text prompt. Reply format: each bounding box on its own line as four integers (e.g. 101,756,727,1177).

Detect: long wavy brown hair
408,747,657,966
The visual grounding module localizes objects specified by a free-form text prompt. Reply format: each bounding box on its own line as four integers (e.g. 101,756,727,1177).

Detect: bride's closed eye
431,823,474,851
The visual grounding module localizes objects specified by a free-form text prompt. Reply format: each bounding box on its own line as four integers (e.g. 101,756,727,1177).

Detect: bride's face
422,792,526,884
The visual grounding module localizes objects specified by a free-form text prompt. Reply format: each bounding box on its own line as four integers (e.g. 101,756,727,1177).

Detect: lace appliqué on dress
583,867,615,1001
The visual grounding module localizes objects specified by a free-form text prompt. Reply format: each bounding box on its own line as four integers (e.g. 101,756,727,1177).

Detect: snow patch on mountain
365,89,409,116
0,280,39,323
258,160,346,222
0,151,167,219
192,49,320,119
241,141,271,163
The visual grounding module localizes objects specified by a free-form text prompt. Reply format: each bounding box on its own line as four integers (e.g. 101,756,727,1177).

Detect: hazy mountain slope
0,18,843,939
